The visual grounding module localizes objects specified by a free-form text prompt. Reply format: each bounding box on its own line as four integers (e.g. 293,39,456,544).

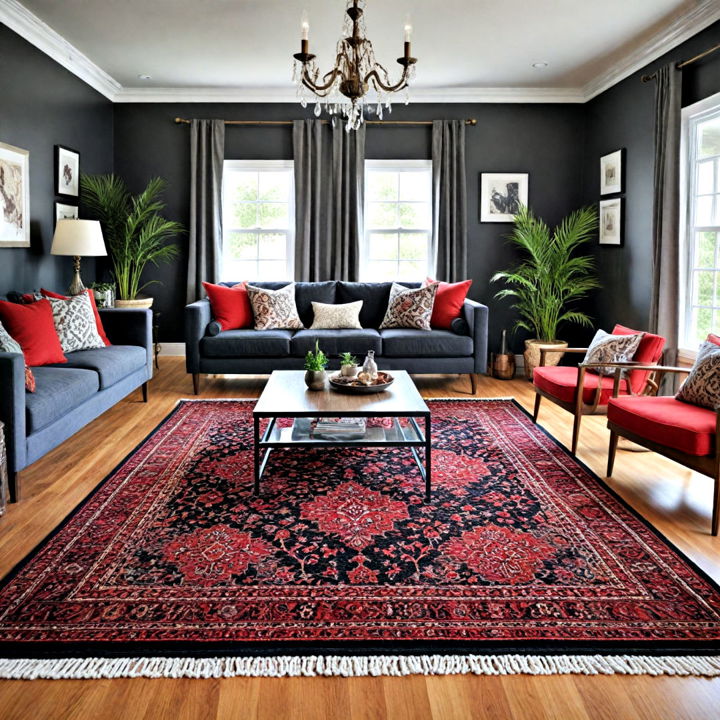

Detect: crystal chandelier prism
292,0,418,131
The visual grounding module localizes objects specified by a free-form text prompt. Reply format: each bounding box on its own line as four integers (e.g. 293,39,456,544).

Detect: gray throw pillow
583,329,643,376
676,341,720,410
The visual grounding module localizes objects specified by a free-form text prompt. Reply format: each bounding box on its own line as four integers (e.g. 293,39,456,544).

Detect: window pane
696,196,714,226
222,259,260,281
257,260,289,280
364,260,398,282
231,172,258,202
697,160,715,194
233,203,257,229
699,116,720,159
258,233,286,259
695,271,714,305
226,232,258,261
399,233,428,261
367,172,398,201
696,307,713,342
399,203,431,229
399,172,430,202
397,260,425,280
368,232,398,260
258,172,290,202
696,231,716,269
368,202,398,228
258,203,288,228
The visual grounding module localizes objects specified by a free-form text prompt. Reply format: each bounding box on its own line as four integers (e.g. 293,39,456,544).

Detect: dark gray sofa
185,281,488,393
0,308,153,501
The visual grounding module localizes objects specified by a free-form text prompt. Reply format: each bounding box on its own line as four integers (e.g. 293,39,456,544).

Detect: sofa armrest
462,299,489,374
0,352,27,474
98,308,153,379
185,299,212,373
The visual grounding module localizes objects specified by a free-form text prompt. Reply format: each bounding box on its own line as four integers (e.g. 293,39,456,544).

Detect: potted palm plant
491,205,599,379
80,175,183,308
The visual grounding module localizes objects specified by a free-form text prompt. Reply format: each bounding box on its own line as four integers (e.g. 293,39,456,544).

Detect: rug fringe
1,654,719,680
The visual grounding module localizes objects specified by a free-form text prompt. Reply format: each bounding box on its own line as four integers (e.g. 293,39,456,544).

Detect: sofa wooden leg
532,393,541,422
141,382,148,403
571,411,582,456
9,471,20,503
607,430,619,477
468,374,477,395
193,373,201,395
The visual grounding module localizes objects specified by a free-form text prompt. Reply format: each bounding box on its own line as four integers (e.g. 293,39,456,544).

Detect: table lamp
50,219,107,296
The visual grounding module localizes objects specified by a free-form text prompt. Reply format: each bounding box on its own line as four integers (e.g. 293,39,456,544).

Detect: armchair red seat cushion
607,395,716,457
533,366,629,405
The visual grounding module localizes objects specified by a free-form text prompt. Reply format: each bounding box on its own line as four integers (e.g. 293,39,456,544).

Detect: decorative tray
329,371,395,394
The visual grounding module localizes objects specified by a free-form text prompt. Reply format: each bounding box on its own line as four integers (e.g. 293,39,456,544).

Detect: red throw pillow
202,281,252,330
707,333,720,347
425,278,472,329
0,299,66,366
41,289,111,346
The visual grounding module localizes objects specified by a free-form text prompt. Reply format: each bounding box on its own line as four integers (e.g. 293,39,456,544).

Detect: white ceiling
4,0,720,102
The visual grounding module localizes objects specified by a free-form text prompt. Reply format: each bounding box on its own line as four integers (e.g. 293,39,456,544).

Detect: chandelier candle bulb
301,11,309,41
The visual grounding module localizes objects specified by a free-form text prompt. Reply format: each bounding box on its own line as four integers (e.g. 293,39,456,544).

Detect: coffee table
253,370,432,500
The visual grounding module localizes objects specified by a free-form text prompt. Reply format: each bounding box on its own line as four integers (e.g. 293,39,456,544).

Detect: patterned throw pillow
380,283,439,331
310,301,363,330
676,341,720,410
246,283,304,330
0,321,35,392
46,293,105,353
583,329,643,376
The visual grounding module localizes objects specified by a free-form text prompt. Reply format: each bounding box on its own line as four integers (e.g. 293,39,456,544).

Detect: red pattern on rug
2,399,720,650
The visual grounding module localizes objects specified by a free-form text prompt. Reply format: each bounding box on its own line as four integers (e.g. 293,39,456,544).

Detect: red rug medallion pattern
2,399,720,654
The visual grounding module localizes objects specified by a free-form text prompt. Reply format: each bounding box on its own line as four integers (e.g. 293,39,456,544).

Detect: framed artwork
0,141,30,248
55,201,78,227
480,173,528,222
55,145,80,198
599,198,623,245
600,149,624,195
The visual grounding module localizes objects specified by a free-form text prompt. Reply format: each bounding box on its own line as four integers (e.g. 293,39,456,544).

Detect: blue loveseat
0,308,153,501
185,281,488,394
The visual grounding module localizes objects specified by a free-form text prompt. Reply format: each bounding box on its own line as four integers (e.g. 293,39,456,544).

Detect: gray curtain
432,120,468,282
649,63,682,365
187,119,225,303
331,123,365,281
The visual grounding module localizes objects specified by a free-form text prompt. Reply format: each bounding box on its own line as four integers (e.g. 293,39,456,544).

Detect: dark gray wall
113,102,585,344
581,20,720,337
0,25,113,294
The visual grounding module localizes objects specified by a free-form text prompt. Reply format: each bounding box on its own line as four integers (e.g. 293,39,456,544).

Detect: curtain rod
174,117,477,127
641,41,720,83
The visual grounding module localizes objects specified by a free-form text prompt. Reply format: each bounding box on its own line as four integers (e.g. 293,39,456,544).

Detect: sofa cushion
290,329,382,357
608,395,716,457
237,281,336,328
336,282,395,328
534,365,628,406
201,329,293,358
26,367,100,434
50,346,147,389
380,329,473,357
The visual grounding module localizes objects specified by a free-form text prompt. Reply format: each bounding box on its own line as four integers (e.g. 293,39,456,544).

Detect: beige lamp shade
51,219,107,257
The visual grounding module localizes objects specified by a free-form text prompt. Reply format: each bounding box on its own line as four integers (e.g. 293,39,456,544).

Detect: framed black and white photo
599,198,623,245
55,145,80,198
480,173,528,222
0,141,30,248
55,201,78,226
600,149,624,195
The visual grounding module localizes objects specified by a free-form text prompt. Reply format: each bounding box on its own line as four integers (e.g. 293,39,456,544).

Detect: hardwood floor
1,358,719,720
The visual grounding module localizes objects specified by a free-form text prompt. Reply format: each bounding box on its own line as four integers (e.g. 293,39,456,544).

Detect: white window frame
362,159,433,282
680,90,720,357
221,159,295,281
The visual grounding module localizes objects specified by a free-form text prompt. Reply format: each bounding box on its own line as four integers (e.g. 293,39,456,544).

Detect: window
362,160,432,281
681,93,720,349
221,160,294,281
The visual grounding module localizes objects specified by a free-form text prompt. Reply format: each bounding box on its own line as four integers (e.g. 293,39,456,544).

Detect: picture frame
480,173,529,222
0,141,30,248
55,201,78,227
55,144,80,198
600,149,624,195
599,197,623,246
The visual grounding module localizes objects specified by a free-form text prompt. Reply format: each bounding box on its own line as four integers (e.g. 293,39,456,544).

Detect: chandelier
292,0,418,131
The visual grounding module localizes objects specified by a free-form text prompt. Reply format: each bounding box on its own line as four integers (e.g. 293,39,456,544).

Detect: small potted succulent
304,340,328,390
339,352,359,378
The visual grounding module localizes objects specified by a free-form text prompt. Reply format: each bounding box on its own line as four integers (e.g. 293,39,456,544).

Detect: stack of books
311,417,367,438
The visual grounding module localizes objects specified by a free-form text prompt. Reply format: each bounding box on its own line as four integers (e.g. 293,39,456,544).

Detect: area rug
1,398,720,679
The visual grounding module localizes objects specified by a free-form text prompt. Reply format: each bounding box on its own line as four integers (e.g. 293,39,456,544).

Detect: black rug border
1,396,719,659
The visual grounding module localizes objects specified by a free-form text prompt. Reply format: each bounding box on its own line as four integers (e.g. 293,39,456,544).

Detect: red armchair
605,364,720,536
532,325,665,455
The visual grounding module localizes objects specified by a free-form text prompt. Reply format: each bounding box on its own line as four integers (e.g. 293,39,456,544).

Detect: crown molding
0,0,120,100
582,0,720,100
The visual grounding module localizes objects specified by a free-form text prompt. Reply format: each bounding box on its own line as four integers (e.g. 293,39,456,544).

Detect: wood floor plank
1,360,720,719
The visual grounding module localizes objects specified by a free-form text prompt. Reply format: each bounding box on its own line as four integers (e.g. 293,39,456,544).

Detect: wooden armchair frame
532,347,659,455
602,363,720,536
